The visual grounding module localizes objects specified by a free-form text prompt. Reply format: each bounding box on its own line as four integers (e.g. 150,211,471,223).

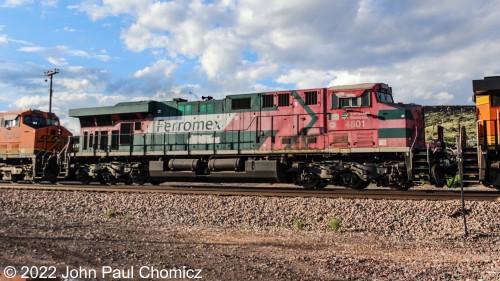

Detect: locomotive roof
0,109,55,117
69,100,158,117
473,76,500,95
328,83,377,91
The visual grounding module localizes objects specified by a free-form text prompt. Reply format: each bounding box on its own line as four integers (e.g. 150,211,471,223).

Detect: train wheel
340,173,369,190
391,183,412,191
298,171,321,189
431,164,445,188
43,168,57,184
75,167,91,185
316,182,328,189
122,177,133,185
11,174,20,183
106,176,118,185
301,179,320,189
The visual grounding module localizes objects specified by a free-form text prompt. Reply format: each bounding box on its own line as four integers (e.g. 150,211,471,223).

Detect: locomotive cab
327,83,425,151
0,109,72,182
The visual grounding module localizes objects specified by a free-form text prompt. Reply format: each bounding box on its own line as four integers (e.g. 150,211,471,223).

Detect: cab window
23,116,47,128
2,115,19,128
491,94,500,106
47,118,59,126
376,91,394,103
333,90,370,108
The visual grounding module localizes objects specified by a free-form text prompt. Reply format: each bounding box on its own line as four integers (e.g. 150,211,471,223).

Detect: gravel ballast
0,188,498,280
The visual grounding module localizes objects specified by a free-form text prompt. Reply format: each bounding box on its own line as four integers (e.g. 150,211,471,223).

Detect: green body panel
378,109,414,120
378,128,414,138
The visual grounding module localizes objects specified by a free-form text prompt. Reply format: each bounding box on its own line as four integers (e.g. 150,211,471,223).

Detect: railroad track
0,182,498,201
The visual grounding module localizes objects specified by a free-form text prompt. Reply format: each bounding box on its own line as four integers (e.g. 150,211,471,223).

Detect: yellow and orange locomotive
0,109,72,182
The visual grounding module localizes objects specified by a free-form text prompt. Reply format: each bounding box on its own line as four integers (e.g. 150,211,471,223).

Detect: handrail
410,125,418,151
35,136,65,158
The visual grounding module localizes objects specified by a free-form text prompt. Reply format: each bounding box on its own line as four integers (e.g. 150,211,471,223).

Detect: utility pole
44,69,59,114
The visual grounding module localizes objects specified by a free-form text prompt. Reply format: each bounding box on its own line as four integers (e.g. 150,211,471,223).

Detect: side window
119,123,132,145
335,90,371,108
5,116,20,128
332,95,340,109
278,93,290,106
201,103,215,114
83,132,88,150
492,94,500,106
340,98,351,107
207,103,214,114
134,122,141,131
305,91,318,105
361,90,370,107
111,130,119,150
89,133,94,149
231,98,251,110
262,95,274,108
177,104,192,115
100,131,108,150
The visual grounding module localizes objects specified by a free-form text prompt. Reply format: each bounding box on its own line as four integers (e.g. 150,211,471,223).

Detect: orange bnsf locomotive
0,109,72,182
1,77,499,191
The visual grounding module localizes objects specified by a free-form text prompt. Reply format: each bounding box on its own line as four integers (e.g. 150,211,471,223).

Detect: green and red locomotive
67,83,430,189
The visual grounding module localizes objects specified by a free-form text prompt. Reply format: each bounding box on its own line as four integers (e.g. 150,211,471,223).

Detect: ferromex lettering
150,113,236,133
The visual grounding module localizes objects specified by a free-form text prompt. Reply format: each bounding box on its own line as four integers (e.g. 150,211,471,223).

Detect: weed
104,209,120,218
446,174,461,187
294,218,304,231
328,217,342,231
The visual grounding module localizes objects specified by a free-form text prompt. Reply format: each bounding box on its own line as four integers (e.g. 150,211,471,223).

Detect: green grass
425,111,476,147
327,217,342,231
446,174,461,187
104,209,119,218
293,218,304,231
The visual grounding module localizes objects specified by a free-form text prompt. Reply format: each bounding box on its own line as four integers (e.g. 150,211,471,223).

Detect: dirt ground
0,188,498,280
1,219,499,280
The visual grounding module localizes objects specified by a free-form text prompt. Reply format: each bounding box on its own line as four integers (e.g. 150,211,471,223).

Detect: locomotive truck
1,77,499,190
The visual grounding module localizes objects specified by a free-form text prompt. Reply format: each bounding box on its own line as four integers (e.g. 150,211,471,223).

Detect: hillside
423,106,476,147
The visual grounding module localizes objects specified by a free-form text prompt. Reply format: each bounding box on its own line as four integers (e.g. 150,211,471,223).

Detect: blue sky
1,0,500,132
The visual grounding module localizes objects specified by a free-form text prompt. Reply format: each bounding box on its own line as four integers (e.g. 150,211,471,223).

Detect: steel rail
0,183,498,201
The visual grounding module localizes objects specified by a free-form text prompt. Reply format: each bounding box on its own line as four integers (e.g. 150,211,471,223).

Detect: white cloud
133,59,176,78
435,92,454,105
68,0,150,20
18,44,112,63
47,56,67,66
0,34,7,44
63,27,76,32
0,0,33,7
277,69,339,89
18,46,45,53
